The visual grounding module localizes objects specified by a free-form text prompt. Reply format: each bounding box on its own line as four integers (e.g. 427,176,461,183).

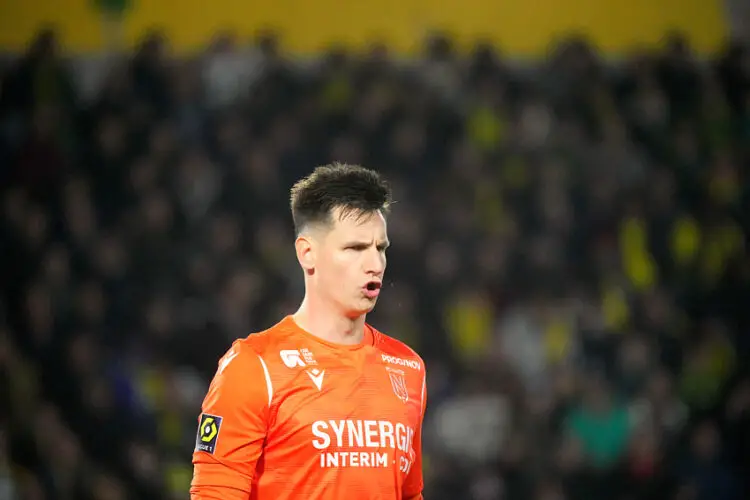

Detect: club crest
386,367,409,403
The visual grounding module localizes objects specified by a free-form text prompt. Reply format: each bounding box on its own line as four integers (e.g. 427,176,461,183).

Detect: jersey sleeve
191,340,273,500
402,366,427,499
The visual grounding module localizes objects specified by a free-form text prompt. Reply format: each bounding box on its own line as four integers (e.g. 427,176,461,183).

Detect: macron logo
307,368,325,390
381,354,421,371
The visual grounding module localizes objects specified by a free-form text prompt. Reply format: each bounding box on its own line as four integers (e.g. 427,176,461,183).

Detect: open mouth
364,281,382,297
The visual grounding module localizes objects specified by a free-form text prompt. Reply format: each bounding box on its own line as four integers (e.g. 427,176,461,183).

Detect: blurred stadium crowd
1,28,749,500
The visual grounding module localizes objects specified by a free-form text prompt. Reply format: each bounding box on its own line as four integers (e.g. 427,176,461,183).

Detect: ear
295,234,315,273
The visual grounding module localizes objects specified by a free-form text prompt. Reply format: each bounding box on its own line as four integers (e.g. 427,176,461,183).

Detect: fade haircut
290,163,392,235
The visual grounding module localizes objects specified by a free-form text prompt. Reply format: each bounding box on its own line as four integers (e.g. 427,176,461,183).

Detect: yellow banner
0,0,729,56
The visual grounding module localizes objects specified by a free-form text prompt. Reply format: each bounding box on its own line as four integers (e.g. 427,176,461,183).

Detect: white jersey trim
256,354,273,407
419,370,427,415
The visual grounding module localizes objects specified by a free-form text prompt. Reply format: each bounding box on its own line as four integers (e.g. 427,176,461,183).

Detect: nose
365,246,386,276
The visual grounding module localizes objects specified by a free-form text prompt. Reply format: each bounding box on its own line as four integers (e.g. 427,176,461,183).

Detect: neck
293,295,366,345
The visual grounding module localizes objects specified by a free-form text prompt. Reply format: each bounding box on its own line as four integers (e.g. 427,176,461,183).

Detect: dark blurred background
1,2,749,500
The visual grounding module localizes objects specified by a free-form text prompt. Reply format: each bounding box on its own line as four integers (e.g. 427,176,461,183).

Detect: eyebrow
344,240,390,249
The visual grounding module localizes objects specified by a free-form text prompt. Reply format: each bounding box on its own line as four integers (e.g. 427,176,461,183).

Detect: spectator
677,421,740,500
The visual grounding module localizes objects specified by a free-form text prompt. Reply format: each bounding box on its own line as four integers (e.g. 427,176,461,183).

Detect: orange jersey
191,316,427,500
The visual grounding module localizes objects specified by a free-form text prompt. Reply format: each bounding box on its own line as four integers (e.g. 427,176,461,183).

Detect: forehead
326,208,388,240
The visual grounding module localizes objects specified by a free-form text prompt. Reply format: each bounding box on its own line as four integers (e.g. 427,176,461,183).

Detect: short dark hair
290,163,391,235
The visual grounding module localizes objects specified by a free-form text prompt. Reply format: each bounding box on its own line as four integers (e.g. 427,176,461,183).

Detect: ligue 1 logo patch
195,413,223,454
386,367,409,403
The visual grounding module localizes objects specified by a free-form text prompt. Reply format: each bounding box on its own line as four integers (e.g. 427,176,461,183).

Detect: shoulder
213,319,297,377
233,318,299,359
370,325,426,375
205,320,298,408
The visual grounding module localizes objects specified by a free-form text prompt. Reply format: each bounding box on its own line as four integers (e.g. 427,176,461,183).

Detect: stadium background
1,0,749,499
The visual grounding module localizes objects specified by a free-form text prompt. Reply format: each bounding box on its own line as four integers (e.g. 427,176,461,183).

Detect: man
191,164,427,499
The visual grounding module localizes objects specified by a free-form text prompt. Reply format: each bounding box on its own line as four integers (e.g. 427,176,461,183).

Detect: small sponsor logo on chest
381,354,420,370
280,348,325,390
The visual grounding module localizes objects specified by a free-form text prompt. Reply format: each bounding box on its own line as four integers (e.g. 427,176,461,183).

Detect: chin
348,301,377,317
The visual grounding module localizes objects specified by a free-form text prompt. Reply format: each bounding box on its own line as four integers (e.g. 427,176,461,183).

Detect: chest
266,348,422,451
